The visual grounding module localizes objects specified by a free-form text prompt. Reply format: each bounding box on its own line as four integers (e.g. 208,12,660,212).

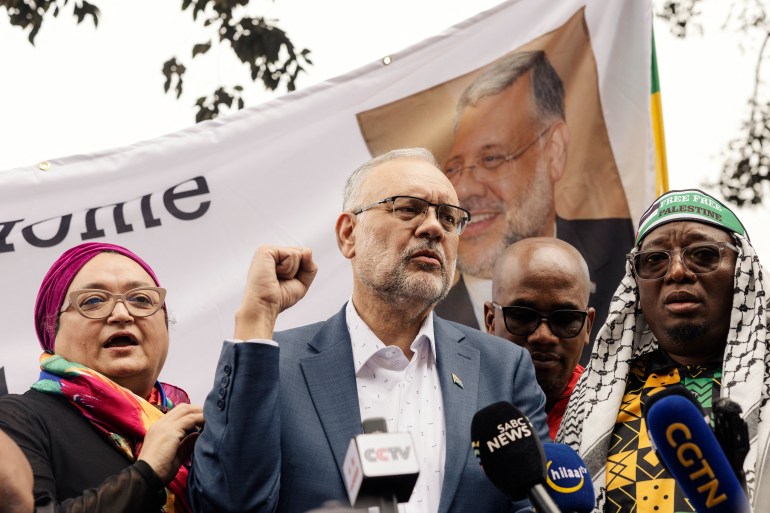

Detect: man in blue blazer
189,148,549,513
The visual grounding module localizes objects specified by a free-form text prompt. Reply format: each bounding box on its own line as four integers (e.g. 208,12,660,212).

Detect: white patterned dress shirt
346,300,446,513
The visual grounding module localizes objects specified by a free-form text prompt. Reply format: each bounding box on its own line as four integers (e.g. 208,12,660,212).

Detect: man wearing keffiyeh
558,189,770,513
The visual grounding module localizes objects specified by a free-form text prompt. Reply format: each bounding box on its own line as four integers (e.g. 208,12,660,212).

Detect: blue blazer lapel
299,308,362,479
434,318,480,513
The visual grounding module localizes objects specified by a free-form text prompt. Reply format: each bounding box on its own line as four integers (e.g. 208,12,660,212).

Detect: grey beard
374,260,451,307
361,239,453,310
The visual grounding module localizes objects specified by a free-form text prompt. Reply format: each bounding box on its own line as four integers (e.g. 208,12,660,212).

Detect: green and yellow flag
651,30,669,196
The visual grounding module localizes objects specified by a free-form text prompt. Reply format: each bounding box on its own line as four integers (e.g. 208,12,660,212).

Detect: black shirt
0,389,166,512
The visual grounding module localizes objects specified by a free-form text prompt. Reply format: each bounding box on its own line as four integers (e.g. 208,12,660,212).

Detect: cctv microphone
712,397,749,492
470,401,561,513
542,443,595,513
644,387,750,513
342,417,419,513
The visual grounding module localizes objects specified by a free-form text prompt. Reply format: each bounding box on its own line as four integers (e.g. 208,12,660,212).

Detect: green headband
635,189,747,246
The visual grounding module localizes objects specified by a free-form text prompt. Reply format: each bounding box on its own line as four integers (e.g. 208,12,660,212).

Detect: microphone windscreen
542,443,595,513
645,391,750,513
362,417,388,434
713,397,743,416
470,401,545,500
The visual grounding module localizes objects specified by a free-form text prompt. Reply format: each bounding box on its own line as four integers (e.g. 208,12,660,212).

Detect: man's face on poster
443,73,567,279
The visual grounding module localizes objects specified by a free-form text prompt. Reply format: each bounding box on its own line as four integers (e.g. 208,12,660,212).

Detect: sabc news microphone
542,443,595,513
712,397,749,493
644,386,750,513
342,417,419,513
471,401,561,513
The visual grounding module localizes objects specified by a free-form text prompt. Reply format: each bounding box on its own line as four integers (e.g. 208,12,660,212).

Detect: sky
1,0,768,259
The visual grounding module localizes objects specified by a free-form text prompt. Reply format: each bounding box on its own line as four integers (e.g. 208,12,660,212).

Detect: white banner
0,0,654,402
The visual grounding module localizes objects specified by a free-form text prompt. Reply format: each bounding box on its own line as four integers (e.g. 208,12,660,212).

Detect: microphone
644,387,750,513
542,443,595,513
712,397,749,492
470,401,561,513
342,417,419,513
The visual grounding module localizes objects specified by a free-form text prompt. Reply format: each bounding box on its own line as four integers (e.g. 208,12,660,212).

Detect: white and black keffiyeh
557,234,769,512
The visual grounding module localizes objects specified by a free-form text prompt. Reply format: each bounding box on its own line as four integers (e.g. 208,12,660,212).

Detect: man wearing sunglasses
483,237,594,440
559,189,770,512
435,50,633,367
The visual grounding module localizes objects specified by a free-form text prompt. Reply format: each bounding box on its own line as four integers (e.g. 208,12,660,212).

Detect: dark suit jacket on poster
435,217,634,366
188,305,550,513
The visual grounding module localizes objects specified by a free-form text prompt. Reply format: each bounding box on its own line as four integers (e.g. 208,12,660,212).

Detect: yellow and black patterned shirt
605,349,722,513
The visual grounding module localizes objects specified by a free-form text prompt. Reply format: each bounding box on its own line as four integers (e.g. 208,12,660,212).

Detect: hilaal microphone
644,387,750,513
470,401,561,513
542,443,595,513
342,417,419,513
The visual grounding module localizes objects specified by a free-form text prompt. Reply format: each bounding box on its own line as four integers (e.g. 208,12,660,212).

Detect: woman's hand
138,404,204,484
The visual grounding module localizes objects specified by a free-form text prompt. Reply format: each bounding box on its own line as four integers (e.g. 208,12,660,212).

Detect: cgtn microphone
644,387,750,513
470,401,561,513
342,418,419,513
542,443,595,513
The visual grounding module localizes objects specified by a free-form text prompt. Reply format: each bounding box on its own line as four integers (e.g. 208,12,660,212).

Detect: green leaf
192,0,207,21
161,58,176,93
28,25,40,45
192,41,211,58
73,1,99,26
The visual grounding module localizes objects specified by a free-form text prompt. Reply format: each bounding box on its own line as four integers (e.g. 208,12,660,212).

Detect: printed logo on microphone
477,416,533,454
546,459,588,493
363,446,412,462
664,422,728,507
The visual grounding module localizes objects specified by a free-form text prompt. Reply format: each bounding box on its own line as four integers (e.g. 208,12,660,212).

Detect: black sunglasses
492,303,588,339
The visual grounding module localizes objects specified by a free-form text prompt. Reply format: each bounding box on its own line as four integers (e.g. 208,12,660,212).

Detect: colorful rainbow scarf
32,353,192,513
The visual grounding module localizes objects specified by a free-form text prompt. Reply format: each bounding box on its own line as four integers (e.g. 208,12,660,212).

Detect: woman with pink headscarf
0,242,203,512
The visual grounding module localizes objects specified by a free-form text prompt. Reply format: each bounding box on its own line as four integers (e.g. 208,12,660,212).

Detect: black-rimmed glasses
629,241,739,280
60,287,167,319
352,195,471,235
492,303,588,338
443,125,552,183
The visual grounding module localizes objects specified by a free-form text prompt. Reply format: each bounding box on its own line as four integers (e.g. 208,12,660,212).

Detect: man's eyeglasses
352,195,471,235
492,303,588,339
60,287,167,319
443,125,552,183
629,241,739,280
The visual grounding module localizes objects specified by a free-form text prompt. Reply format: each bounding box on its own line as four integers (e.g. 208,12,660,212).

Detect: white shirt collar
346,299,437,375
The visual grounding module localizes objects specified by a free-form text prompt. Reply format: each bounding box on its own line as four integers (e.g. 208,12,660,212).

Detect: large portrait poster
357,9,637,361
0,0,655,402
